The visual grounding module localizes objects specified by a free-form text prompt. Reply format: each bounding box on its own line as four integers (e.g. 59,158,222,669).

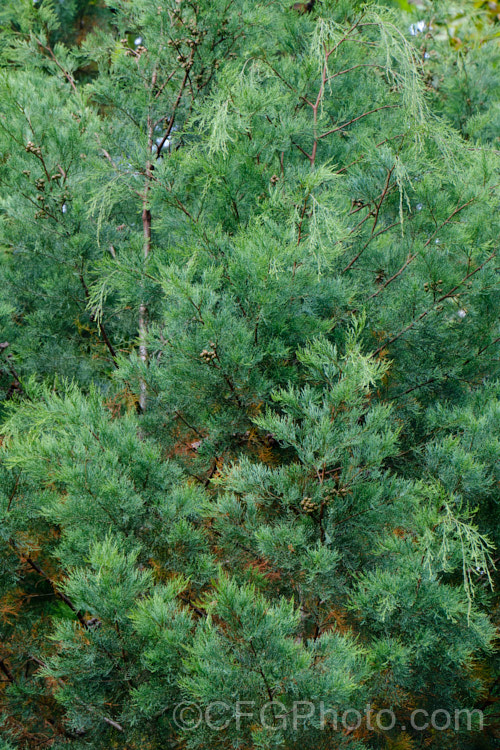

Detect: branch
297,192,310,245
367,198,477,301
393,336,500,399
79,275,118,366
319,104,399,140
8,543,88,629
35,36,78,94
342,222,399,274
156,49,195,158
325,62,383,82
373,250,496,356
291,140,312,161
28,656,124,732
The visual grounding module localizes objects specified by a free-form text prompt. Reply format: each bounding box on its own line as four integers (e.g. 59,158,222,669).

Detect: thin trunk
139,55,192,411
139,75,156,412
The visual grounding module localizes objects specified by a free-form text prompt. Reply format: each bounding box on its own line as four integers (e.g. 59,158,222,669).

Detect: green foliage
0,0,498,748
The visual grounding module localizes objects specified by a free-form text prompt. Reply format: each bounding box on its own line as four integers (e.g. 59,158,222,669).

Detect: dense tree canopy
0,1,498,748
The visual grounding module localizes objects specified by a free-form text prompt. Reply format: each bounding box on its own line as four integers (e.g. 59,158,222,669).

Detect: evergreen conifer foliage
0,1,498,748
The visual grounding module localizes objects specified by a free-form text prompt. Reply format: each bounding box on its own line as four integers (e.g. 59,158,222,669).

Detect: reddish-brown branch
29,656,124,732
329,14,366,57
291,140,312,161
335,134,406,176
6,473,20,512
371,165,396,234
391,336,500,399
320,104,399,140
373,250,496,356
257,58,313,107
154,68,178,101
138,67,160,412
307,47,334,167
156,50,194,157
35,36,78,94
367,198,477,301
297,193,310,245
341,160,400,270
79,274,118,366
326,62,382,82
342,221,399,274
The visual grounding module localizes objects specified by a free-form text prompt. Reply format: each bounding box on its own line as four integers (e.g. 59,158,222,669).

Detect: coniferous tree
0,1,498,748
